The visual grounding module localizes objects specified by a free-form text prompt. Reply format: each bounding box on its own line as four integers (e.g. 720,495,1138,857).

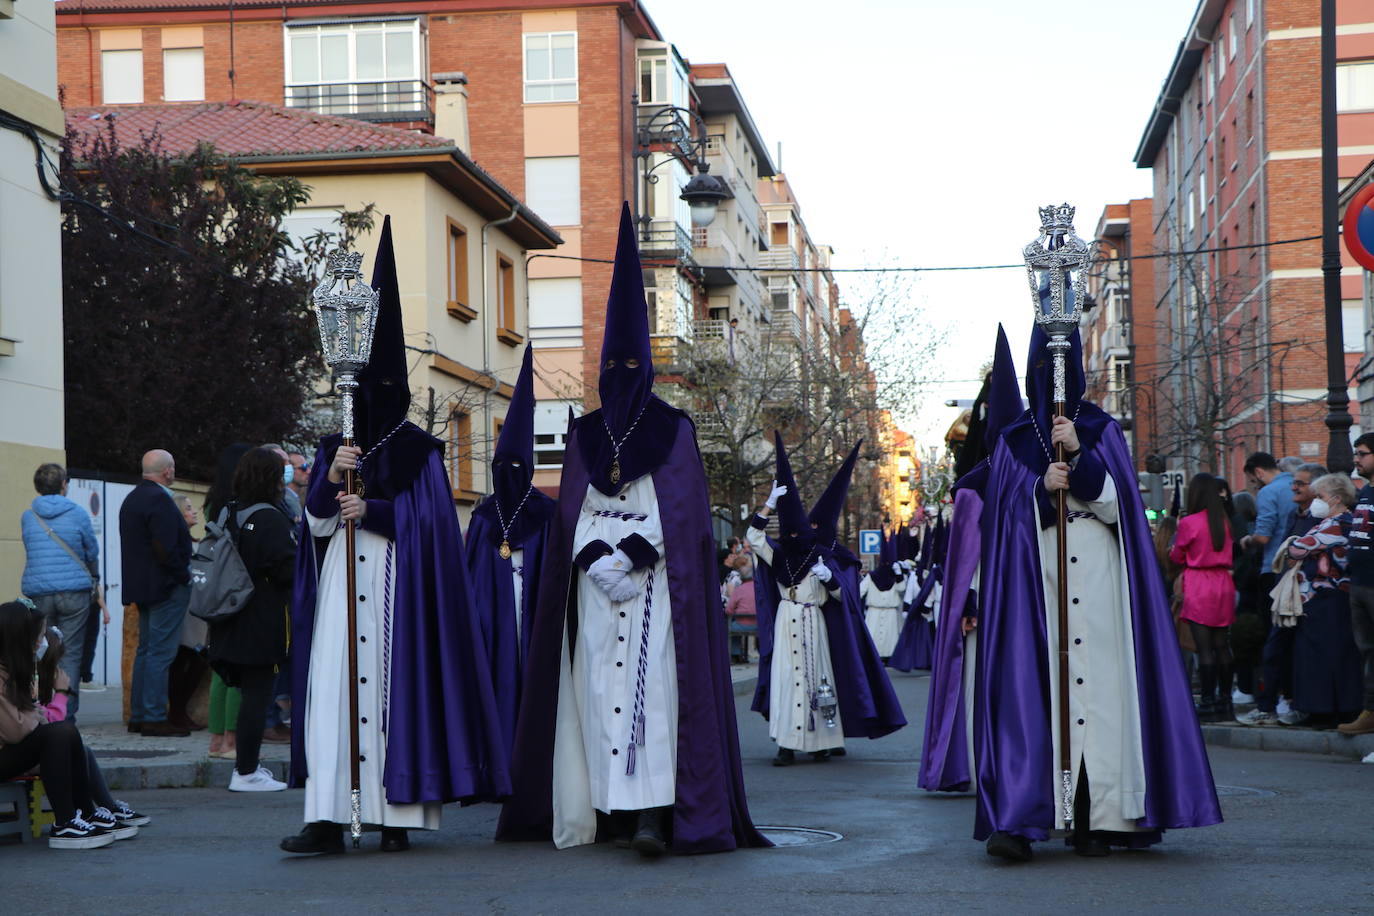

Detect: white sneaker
1278,710,1310,727
1276,697,1293,717
228,766,287,792
1236,708,1278,726
1232,689,1255,705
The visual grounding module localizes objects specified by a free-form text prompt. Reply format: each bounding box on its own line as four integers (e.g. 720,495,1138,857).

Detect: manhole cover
758,826,844,847
1215,785,1276,798
93,749,177,760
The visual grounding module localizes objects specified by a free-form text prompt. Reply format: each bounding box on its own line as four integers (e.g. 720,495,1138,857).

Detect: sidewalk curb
1201,723,1374,760
103,759,290,792
98,673,763,791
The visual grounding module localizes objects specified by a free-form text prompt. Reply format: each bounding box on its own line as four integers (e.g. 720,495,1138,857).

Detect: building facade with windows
64,100,559,519
0,0,66,594
1081,199,1158,470
1134,0,1367,481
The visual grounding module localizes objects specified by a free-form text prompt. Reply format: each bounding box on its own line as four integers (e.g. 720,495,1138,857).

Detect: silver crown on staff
312,249,381,439
1023,203,1091,403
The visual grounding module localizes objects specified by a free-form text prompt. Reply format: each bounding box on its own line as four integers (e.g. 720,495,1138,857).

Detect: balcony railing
640,219,695,263
768,307,803,342
285,79,434,123
760,246,800,271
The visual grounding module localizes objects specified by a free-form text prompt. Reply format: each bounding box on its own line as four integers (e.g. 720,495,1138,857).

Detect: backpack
188,503,276,622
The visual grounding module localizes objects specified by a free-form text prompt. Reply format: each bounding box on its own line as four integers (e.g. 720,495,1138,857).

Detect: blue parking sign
858,529,882,555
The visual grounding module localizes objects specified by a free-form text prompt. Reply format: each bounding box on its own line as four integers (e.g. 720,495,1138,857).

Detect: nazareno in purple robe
289,426,512,805
966,422,1222,844
465,493,554,760
752,538,907,739
495,402,768,854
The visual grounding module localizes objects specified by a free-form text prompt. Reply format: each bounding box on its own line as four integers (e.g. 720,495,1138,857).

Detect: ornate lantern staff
1023,203,1091,830
311,250,381,848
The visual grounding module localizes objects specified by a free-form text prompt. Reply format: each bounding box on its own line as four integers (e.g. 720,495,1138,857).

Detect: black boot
985,831,1033,862
280,821,345,855
772,747,795,767
1212,663,1234,723
809,749,831,762
1069,767,1111,857
1195,664,1217,721
380,828,410,852
829,747,846,757
630,808,668,858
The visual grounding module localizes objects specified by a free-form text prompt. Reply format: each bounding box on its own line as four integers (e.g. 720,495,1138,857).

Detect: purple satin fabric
465,498,553,759
918,488,982,792
496,410,768,853
752,546,907,739
289,429,512,804
971,426,1222,844
889,569,938,672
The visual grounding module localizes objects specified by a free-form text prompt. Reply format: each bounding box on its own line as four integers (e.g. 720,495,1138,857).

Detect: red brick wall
431,12,525,193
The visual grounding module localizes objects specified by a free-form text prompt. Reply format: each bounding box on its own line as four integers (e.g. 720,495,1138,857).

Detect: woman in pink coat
1170,473,1236,722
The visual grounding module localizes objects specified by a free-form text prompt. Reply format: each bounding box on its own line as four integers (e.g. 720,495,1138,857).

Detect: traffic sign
1344,184,1374,271
858,529,882,555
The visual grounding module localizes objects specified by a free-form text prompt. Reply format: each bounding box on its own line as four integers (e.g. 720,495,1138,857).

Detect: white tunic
747,526,845,752
861,575,904,658
1038,474,1148,833
302,507,440,830
510,547,525,663
551,474,677,848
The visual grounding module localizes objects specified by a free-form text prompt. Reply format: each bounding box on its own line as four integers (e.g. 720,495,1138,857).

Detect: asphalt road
5,673,1369,914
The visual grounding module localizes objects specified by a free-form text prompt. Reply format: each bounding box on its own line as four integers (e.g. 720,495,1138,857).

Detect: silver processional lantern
312,250,381,440
1023,203,1091,406
815,678,839,729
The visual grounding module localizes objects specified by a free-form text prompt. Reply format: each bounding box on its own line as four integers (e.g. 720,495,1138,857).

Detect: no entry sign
1343,184,1374,271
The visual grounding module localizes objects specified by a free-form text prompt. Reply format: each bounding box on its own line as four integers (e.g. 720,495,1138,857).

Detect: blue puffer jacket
21,495,99,597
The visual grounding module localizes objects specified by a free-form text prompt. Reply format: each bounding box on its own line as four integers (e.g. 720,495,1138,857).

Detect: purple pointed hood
809,440,862,548
772,431,815,554
354,216,411,452
598,203,656,438
986,324,1022,450
492,344,537,508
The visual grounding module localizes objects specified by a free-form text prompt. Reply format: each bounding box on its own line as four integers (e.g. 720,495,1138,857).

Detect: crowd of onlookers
1156,447,1374,736
3,443,311,847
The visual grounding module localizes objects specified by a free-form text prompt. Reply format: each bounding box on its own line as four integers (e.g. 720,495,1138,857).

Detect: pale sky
651,0,1201,450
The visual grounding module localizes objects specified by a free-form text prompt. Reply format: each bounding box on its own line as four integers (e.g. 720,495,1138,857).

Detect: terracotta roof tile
57,0,366,13
65,100,453,159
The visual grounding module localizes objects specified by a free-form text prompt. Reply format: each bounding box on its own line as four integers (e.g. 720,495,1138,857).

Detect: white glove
765,480,788,509
892,562,904,576
587,549,631,594
901,559,916,571
810,561,833,583
608,575,641,604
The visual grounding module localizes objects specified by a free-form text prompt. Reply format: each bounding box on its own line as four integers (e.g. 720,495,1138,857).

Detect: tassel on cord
626,576,654,776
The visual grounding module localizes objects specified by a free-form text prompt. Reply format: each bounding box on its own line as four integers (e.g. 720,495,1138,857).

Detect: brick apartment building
52,0,844,494
1082,198,1158,470
1132,0,1369,483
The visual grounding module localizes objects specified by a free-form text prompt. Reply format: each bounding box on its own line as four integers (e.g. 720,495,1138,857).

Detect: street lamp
1321,0,1356,473
632,99,732,243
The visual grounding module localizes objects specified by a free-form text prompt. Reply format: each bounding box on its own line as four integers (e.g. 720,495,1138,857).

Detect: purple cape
289,427,512,804
968,425,1221,843
496,406,768,853
917,487,982,791
888,569,937,672
752,541,907,739
465,491,555,759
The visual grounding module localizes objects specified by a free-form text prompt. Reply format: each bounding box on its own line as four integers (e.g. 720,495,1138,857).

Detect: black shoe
608,811,635,849
127,721,142,734
809,749,831,762
829,747,846,757
630,809,667,859
1072,834,1111,858
380,828,409,852
280,821,345,855
772,748,795,767
140,720,191,738
985,831,1033,862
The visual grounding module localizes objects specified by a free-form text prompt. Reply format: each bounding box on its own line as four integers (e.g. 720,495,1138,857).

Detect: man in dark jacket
119,449,193,737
